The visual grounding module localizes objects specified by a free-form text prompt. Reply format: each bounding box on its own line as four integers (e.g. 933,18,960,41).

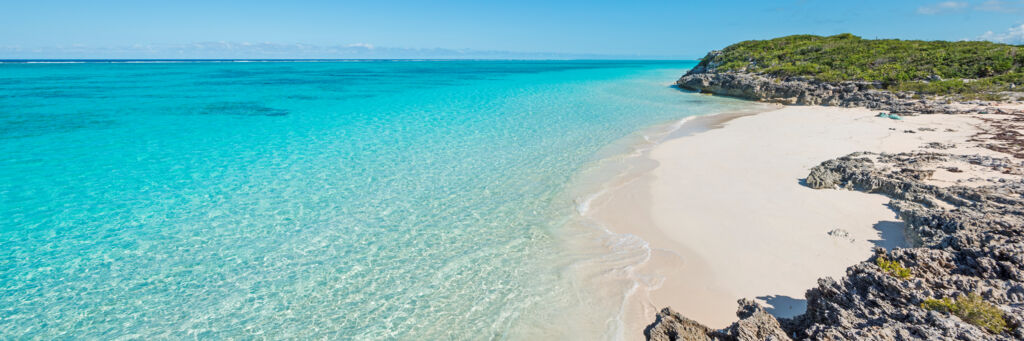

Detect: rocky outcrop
722,300,792,341
648,152,1024,340
646,300,791,341
790,152,1024,340
645,307,716,341
805,166,842,189
676,53,1019,115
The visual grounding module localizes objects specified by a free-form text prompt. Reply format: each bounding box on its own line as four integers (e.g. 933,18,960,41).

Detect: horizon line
0,58,697,63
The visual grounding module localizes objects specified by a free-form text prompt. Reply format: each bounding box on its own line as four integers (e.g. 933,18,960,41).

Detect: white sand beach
585,105,1009,333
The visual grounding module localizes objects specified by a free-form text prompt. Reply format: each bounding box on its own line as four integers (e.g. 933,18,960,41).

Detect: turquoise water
0,61,756,339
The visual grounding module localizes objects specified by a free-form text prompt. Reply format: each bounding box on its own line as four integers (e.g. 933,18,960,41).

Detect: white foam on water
559,105,773,340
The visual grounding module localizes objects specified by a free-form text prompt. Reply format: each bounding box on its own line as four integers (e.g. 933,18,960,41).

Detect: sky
1,0,1023,59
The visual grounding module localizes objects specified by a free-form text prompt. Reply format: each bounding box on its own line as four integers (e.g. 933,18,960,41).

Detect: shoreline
578,104,1013,336
572,108,769,217
559,104,775,339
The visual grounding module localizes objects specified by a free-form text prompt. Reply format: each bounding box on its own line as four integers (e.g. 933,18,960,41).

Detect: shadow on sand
797,177,810,187
757,295,808,319
871,219,908,250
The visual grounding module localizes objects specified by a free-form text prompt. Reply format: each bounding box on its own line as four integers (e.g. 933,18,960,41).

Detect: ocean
0,60,759,339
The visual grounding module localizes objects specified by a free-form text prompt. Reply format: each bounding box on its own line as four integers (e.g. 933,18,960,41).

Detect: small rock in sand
827,228,855,243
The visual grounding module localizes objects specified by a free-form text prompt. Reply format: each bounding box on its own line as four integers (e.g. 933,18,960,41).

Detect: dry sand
584,105,1007,333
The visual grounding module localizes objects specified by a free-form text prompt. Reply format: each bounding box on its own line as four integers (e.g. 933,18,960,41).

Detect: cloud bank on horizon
0,42,645,60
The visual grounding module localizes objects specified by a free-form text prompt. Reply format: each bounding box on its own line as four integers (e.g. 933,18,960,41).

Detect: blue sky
2,0,1023,59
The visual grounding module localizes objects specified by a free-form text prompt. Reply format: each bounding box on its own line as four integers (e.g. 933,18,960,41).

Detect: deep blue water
0,60,756,339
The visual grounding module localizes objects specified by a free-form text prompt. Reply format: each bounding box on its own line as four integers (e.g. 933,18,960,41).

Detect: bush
698,33,1024,97
921,293,1008,334
875,255,912,279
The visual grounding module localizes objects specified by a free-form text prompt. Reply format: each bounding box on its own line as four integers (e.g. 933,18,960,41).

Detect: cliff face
676,52,1016,115
646,151,1024,340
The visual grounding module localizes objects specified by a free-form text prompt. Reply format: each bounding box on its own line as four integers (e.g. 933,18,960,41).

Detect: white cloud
978,24,1024,44
346,43,375,49
917,1,969,14
974,0,1024,12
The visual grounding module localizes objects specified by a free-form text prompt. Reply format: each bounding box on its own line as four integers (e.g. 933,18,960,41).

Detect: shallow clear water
0,60,757,339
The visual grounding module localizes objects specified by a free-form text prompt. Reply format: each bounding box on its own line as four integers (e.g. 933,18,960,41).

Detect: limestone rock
645,307,714,341
718,299,792,341
647,152,1024,340
806,166,841,189
675,59,1022,115
645,301,792,341
789,152,1024,340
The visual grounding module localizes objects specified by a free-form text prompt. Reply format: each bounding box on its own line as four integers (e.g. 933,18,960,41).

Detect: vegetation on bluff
698,33,1024,97
921,293,1008,334
875,255,912,280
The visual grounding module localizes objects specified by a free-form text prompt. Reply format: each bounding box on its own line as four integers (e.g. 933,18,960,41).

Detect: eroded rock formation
676,51,1020,115
648,152,1024,340
646,299,791,341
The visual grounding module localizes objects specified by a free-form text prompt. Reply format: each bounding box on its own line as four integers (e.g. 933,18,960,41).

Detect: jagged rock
806,166,842,189
646,301,791,341
675,63,1022,115
898,168,934,180
648,152,1024,340
645,307,715,341
718,299,792,341
791,152,1024,340
924,142,956,150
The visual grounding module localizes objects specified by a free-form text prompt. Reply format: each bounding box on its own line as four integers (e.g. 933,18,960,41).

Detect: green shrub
921,293,1008,334
921,297,956,312
875,255,912,279
699,33,1024,97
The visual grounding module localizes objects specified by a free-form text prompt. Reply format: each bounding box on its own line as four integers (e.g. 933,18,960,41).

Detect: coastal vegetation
875,255,912,279
698,33,1024,98
921,293,1008,334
